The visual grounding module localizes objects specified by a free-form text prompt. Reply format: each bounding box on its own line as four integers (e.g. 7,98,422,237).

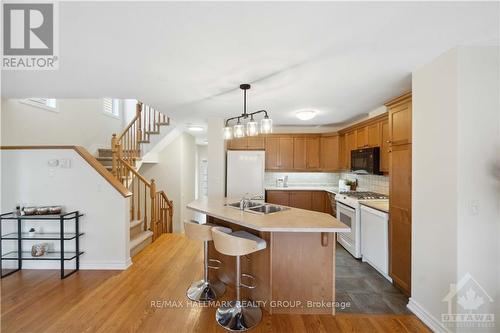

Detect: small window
20,98,57,112
103,98,121,118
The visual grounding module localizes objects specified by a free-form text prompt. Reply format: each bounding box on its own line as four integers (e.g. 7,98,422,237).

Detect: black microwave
351,147,381,175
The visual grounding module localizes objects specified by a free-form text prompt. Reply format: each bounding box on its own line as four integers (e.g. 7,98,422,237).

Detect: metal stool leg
186,240,225,302
215,255,262,331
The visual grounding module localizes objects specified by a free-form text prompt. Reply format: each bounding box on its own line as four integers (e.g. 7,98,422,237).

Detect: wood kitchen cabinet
380,119,390,172
293,137,307,169
389,94,412,145
367,122,380,147
345,131,356,170
289,191,312,210
228,136,265,150
306,137,320,169
265,136,293,170
311,191,326,212
356,127,367,148
320,135,340,171
386,91,412,296
267,190,334,214
266,190,290,206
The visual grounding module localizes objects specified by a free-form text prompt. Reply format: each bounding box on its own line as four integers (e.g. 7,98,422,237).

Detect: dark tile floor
335,242,410,314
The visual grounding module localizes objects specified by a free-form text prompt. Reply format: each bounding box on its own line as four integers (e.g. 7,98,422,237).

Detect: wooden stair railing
111,102,169,173
115,156,173,240
110,101,173,241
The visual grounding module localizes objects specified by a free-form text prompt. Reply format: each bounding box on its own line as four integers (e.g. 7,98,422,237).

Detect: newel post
150,179,157,238
111,134,118,177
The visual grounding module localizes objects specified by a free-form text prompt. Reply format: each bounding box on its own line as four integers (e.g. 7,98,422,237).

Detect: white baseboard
407,298,449,333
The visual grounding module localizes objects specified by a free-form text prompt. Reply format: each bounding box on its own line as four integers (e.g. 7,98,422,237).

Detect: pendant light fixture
223,84,273,139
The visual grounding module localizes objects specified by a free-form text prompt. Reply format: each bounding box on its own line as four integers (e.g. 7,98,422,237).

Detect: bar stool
211,227,267,331
184,220,227,302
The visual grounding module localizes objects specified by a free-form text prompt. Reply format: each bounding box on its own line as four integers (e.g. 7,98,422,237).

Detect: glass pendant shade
223,126,233,140
246,120,258,136
233,123,245,138
260,117,273,134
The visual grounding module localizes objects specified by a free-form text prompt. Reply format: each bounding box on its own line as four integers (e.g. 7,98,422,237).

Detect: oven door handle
337,202,356,213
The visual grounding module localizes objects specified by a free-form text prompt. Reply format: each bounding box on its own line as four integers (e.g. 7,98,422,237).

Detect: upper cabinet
306,137,320,169
320,135,340,171
367,122,380,148
388,92,412,145
227,136,265,150
265,136,293,170
356,127,367,148
380,119,390,173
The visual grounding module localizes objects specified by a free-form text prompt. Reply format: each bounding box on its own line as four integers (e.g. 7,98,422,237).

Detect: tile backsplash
265,172,339,186
265,172,389,195
340,172,389,195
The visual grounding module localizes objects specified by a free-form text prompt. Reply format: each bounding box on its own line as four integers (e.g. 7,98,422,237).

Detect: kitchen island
187,197,349,315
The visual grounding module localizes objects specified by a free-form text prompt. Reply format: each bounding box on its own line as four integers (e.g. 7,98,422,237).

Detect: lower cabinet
266,190,333,215
266,190,290,206
289,191,312,210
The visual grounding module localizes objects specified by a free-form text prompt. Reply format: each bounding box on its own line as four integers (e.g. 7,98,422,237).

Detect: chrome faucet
240,193,251,210
239,193,262,210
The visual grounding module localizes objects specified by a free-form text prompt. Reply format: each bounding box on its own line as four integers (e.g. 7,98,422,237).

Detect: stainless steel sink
226,201,263,209
226,201,288,215
247,204,288,215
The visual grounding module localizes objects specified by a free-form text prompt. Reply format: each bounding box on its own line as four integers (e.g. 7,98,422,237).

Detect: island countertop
187,197,350,233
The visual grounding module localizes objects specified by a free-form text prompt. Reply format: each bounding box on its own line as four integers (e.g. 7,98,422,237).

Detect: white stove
336,191,388,258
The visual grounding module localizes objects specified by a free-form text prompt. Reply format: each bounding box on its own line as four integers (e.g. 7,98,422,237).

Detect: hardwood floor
1,234,430,332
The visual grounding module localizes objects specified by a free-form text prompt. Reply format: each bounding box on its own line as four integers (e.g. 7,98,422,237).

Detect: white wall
196,144,208,199
0,149,130,269
1,99,125,154
411,46,500,332
207,118,226,197
139,132,196,233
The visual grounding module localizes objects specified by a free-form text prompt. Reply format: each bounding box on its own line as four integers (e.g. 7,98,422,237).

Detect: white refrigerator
226,150,265,200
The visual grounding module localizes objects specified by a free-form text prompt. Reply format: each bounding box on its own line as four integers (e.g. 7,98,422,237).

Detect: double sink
226,201,289,215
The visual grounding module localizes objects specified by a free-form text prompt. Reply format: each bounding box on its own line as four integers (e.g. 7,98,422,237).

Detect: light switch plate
59,159,72,168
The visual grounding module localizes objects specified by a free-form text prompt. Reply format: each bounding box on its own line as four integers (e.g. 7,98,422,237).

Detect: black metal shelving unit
0,211,84,279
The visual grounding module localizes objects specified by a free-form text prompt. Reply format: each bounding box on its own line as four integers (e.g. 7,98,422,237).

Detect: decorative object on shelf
14,206,21,217
223,84,273,140
48,206,62,214
21,206,63,216
28,228,36,237
36,206,49,215
31,243,49,257
22,207,37,215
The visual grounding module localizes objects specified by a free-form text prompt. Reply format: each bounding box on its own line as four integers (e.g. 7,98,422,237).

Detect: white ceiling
2,2,499,138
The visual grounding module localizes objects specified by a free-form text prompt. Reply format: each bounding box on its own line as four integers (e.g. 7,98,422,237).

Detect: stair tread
130,230,153,249
130,220,143,228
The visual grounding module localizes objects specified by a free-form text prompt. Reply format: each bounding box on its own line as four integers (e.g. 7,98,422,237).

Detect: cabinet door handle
386,140,392,143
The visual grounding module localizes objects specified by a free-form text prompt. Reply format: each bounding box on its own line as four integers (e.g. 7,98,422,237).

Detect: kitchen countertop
360,201,390,213
265,185,340,194
187,197,350,233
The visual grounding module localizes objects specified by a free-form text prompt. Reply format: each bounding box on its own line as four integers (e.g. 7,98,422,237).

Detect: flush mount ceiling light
187,125,204,132
223,84,273,140
295,110,317,121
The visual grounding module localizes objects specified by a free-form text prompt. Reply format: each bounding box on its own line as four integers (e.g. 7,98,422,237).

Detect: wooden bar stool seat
211,227,267,331
184,220,229,302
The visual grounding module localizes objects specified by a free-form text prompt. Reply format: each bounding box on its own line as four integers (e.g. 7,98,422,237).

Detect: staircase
96,101,173,257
